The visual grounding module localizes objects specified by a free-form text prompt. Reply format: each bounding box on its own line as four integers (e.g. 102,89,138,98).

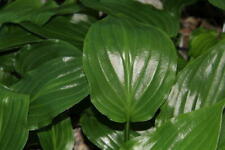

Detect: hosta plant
0,0,225,150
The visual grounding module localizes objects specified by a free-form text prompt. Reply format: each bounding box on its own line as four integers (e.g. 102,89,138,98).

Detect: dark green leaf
162,0,199,16
0,88,29,150
15,40,81,75
0,24,41,52
158,41,225,124
177,53,188,72
81,0,179,37
80,109,139,150
38,117,74,150
21,15,96,49
209,0,225,10
83,17,177,123
0,53,18,86
0,69,18,86
120,100,225,150
12,41,89,130
189,28,222,58
218,114,225,150
0,0,80,26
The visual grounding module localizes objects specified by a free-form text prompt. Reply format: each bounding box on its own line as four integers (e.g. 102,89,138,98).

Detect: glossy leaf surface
15,40,81,75
81,0,179,37
158,41,225,124
21,15,96,49
83,17,177,123
0,88,29,150
80,109,139,150
38,117,74,150
12,41,89,129
0,24,41,52
121,100,225,150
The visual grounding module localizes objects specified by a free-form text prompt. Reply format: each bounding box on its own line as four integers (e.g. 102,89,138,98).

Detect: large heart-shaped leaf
83,17,177,123
81,0,179,37
12,41,89,130
0,88,29,150
38,117,74,150
120,100,225,150
158,41,225,124
21,15,96,49
0,24,41,52
80,109,139,150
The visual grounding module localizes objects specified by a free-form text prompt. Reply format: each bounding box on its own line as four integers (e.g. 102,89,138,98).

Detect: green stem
124,121,130,142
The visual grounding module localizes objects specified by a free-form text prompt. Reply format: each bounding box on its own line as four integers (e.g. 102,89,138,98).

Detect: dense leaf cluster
0,0,225,150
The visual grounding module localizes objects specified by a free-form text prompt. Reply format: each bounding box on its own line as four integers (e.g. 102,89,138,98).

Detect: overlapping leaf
162,0,199,16
158,41,225,124
12,41,89,130
15,40,81,75
209,0,225,10
0,24,41,52
0,53,18,86
218,114,225,150
120,100,225,150
21,15,96,49
0,0,80,26
0,88,29,150
83,17,177,123
38,117,74,150
189,28,223,58
81,0,179,37
80,109,139,150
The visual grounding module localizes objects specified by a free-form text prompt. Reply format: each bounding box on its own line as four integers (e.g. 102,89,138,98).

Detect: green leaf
189,28,222,58
177,53,187,72
12,41,89,130
0,53,18,86
209,0,225,10
0,69,18,86
0,88,29,150
15,40,81,75
80,109,139,150
83,17,177,123
0,24,41,52
162,0,199,16
121,100,225,150
81,0,179,37
218,114,225,150
157,41,225,124
21,15,96,49
0,0,80,26
38,117,74,150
